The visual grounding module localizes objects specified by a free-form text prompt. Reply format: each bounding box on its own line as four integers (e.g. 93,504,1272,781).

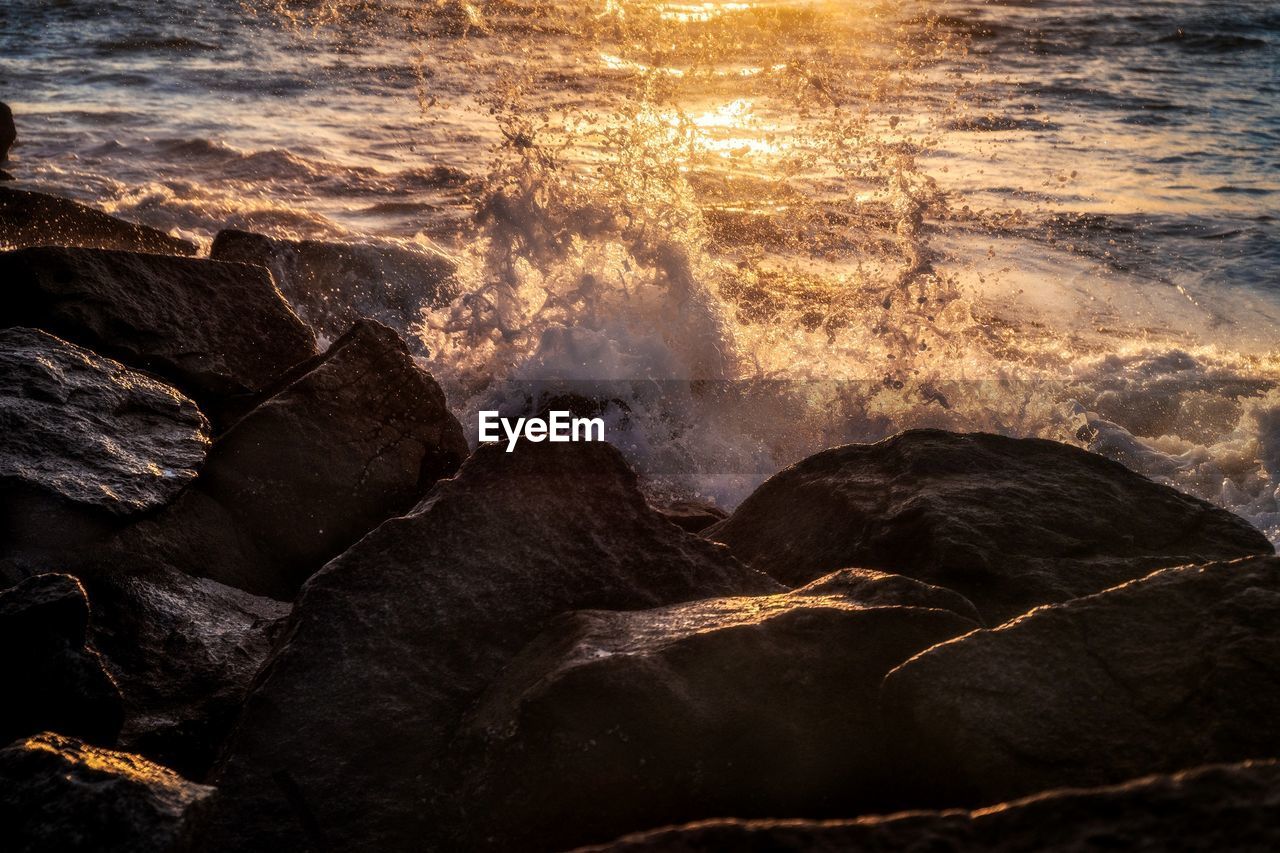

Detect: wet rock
795,568,983,623
651,498,727,533
457,583,978,851
109,319,468,599
210,229,458,352
0,102,15,162
709,430,1273,622
196,441,781,852
0,328,209,557
577,760,1280,853
881,556,1280,807
0,732,213,853
0,188,196,255
0,574,123,747
0,247,316,422
75,557,289,779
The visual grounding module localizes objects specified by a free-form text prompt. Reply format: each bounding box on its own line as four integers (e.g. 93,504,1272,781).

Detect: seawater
2,0,1277,541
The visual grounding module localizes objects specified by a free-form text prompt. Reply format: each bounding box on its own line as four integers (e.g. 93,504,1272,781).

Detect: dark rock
795,568,983,623
0,574,123,747
576,760,1280,853
881,556,1280,807
0,247,316,421
457,583,978,851
708,430,1273,622
0,170,13,182
210,229,458,352
0,732,213,853
0,102,14,162
0,328,209,558
196,441,781,852
651,498,727,533
108,319,468,599
0,188,196,255
76,557,289,779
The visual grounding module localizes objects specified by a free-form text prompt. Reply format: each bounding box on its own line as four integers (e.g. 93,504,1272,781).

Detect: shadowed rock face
0,574,123,747
75,558,290,780
210,229,458,353
708,429,1274,623
455,580,978,851
196,441,781,853
881,556,1280,808
0,247,316,421
0,328,209,556
0,732,213,853
0,103,14,162
107,319,469,599
0,188,196,255
574,760,1280,853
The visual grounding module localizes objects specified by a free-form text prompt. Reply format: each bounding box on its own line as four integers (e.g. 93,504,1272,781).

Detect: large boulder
107,319,468,598
195,441,781,852
881,556,1280,807
0,732,213,853
210,229,457,352
709,430,1273,622
0,188,196,255
577,760,1280,852
0,574,123,747
0,328,209,559
77,557,290,779
456,580,978,851
0,247,316,422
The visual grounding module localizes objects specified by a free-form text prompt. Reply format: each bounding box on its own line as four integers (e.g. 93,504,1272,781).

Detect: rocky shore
3,158,1280,850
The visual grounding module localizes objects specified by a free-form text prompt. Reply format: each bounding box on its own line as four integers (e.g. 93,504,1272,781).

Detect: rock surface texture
0,328,208,556
210,229,457,351
0,574,123,747
708,429,1274,622
77,558,290,779
108,319,468,599
196,441,781,852
0,732,213,853
575,760,1280,853
0,247,315,419
457,578,978,851
0,188,196,255
882,556,1280,807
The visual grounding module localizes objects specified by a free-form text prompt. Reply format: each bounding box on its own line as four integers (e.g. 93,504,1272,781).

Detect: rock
0,188,196,255
196,441,781,852
708,430,1273,622
881,556,1280,807
210,229,458,352
0,732,213,853
651,498,727,533
0,102,14,162
575,759,1280,852
456,582,978,851
0,170,13,182
108,319,468,599
75,557,289,779
0,328,209,558
0,574,123,747
0,247,316,422
795,568,983,623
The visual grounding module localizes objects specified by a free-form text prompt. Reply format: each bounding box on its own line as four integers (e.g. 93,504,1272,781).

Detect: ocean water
2,0,1278,541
